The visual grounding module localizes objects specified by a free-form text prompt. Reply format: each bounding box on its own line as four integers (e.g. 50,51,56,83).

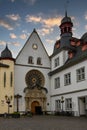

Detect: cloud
42,17,61,28
72,16,80,28
85,25,87,30
10,33,17,39
25,15,62,28
26,15,41,23
84,12,87,20
23,0,37,5
38,28,53,36
10,0,15,2
19,34,27,39
6,41,20,47
0,40,6,45
6,14,20,21
0,19,14,30
30,0,37,5
12,42,20,46
45,39,54,44
85,15,87,20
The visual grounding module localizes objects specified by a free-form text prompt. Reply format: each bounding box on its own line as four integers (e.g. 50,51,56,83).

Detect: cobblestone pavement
0,115,87,130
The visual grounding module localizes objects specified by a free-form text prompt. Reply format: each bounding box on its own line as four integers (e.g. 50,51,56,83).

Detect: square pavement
0,115,87,130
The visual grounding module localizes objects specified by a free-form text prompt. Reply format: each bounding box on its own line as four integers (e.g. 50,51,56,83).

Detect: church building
0,12,87,116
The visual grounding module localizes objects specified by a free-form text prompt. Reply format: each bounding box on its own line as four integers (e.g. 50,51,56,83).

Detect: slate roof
1,45,12,59
51,36,77,57
49,47,87,76
49,13,87,76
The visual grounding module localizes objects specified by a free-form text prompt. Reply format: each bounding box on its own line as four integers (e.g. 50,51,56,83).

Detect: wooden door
31,101,39,114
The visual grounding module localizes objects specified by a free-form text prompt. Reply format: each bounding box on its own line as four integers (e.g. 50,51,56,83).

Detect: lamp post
5,95,12,114
14,94,22,112
61,96,64,112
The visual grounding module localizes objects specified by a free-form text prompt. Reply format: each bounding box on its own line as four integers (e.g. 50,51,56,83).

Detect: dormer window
54,57,59,67
70,40,76,46
82,43,87,51
68,51,74,59
28,56,33,64
55,41,60,49
37,57,42,65
76,41,80,46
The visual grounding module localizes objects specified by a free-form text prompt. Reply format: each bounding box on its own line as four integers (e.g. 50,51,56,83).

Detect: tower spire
65,0,69,17
60,0,73,37
65,10,67,17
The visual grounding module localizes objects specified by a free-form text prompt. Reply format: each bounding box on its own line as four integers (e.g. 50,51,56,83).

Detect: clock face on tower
25,70,45,88
32,44,38,50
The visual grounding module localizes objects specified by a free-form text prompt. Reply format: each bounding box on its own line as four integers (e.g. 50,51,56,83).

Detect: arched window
4,72,6,87
37,57,42,65
64,27,67,33
10,72,13,87
28,56,33,64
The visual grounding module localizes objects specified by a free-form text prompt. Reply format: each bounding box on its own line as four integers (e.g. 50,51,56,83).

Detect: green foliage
12,112,20,118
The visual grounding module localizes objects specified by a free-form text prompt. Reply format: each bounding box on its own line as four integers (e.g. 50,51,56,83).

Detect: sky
0,0,87,58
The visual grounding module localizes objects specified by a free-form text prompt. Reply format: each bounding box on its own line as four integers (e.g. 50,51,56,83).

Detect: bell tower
60,11,73,37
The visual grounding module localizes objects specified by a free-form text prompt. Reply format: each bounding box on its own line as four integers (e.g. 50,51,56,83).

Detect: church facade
0,12,87,116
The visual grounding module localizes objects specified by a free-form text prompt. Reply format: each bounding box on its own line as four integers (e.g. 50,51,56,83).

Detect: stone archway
25,87,47,115
24,70,48,114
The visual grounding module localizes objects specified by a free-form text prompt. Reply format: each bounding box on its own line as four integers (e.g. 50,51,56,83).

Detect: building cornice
15,63,51,70
48,54,87,76
51,88,87,97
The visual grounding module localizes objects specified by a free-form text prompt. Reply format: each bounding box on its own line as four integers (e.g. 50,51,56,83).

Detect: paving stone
0,116,87,130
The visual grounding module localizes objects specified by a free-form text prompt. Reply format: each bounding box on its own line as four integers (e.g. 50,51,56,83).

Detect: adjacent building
0,45,14,114
49,12,87,116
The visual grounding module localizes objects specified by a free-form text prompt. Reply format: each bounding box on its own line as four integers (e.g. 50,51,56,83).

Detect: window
10,72,13,87
28,56,33,64
64,73,71,85
55,100,61,111
76,67,85,82
37,57,42,65
65,98,72,110
64,27,67,32
54,57,59,67
55,77,60,89
4,72,6,87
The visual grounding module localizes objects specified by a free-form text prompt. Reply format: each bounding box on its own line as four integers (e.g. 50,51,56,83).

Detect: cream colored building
0,45,14,114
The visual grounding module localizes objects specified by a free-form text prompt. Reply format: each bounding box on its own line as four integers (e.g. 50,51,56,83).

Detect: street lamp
5,95,12,114
61,96,64,112
14,94,22,112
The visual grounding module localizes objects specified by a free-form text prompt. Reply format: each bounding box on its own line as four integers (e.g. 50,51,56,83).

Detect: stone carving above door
24,70,47,114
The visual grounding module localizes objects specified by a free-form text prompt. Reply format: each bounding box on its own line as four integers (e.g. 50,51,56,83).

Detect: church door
31,101,40,114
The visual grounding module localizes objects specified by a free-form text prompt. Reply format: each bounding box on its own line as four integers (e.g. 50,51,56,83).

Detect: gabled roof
16,29,49,60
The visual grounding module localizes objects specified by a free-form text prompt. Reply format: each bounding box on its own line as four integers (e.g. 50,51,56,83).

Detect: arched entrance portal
24,70,48,115
31,101,42,115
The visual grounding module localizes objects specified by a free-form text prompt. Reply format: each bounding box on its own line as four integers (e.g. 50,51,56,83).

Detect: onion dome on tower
60,11,73,37
52,11,76,56
0,44,14,60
